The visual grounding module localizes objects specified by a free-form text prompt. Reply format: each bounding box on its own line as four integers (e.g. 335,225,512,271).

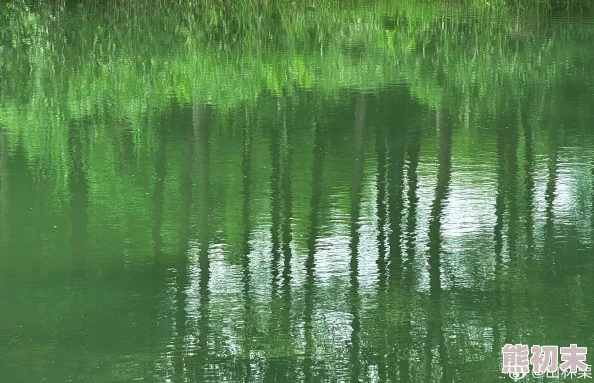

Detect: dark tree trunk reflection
174,106,194,381
270,107,283,297
522,101,536,259
424,107,452,383
153,119,168,265
304,110,325,383
240,108,254,381
386,90,408,382
0,129,8,245
266,100,295,382
68,120,89,376
374,116,388,382
280,102,294,346
399,116,421,383
493,108,507,353
349,94,366,382
194,103,212,382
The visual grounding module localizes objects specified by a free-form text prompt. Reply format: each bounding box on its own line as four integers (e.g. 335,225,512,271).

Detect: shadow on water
280,100,294,364
68,119,90,377
399,100,422,383
424,106,452,383
348,93,366,383
241,106,254,381
505,107,520,267
505,102,521,345
0,128,8,246
266,101,285,382
150,109,168,377
492,103,506,354
385,87,409,382
522,96,536,259
193,103,213,381
386,93,407,288
174,104,194,380
543,120,559,282
373,101,390,382
270,107,283,298
375,107,388,295
152,113,168,268
264,98,296,382
1,127,46,381
304,97,326,383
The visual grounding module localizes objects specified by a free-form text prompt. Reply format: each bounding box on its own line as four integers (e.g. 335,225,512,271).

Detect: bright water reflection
1,1,594,382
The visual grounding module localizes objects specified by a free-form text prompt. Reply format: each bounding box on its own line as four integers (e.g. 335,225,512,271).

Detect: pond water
1,2,594,382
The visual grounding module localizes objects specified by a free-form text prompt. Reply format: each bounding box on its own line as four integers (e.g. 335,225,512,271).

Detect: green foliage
0,0,593,262
1,3,594,381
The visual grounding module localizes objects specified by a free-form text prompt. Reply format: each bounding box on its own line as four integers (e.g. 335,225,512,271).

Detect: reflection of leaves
0,0,593,206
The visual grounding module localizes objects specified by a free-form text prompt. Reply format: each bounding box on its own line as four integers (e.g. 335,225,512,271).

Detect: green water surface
1,1,594,382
